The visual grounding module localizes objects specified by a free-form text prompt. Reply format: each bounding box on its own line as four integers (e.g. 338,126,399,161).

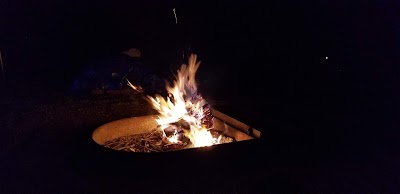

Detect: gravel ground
0,86,157,158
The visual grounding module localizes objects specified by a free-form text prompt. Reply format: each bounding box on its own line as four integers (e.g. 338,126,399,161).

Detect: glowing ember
128,54,222,148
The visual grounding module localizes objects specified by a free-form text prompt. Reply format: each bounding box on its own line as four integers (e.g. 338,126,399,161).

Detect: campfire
92,54,261,153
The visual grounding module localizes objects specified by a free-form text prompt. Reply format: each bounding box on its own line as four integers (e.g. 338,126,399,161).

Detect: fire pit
92,108,261,152
92,53,261,153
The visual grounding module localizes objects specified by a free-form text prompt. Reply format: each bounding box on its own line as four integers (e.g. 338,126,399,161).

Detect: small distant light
325,57,328,60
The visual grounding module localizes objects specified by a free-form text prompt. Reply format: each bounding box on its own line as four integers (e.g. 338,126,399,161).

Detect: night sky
1,4,399,125
2,0,399,123
2,0,398,84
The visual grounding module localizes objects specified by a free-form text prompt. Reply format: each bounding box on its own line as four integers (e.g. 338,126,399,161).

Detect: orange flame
129,54,221,148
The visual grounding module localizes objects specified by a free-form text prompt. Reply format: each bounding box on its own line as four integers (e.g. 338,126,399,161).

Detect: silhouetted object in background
70,48,167,96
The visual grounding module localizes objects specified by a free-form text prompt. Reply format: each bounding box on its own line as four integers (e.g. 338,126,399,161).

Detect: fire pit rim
92,109,260,153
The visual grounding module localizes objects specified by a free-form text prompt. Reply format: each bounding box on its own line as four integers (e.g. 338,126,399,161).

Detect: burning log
164,103,213,136
201,103,213,129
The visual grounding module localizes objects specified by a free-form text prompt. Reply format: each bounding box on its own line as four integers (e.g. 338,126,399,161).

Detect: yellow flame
129,54,221,148
184,126,217,147
167,130,180,144
127,81,143,93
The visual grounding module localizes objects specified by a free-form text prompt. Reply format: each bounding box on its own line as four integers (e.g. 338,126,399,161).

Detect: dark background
1,0,399,146
1,0,400,192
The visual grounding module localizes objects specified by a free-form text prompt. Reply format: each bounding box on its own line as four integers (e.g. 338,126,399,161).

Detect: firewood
103,129,234,153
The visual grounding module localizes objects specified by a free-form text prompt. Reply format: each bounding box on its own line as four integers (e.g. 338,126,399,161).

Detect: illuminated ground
0,84,399,193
